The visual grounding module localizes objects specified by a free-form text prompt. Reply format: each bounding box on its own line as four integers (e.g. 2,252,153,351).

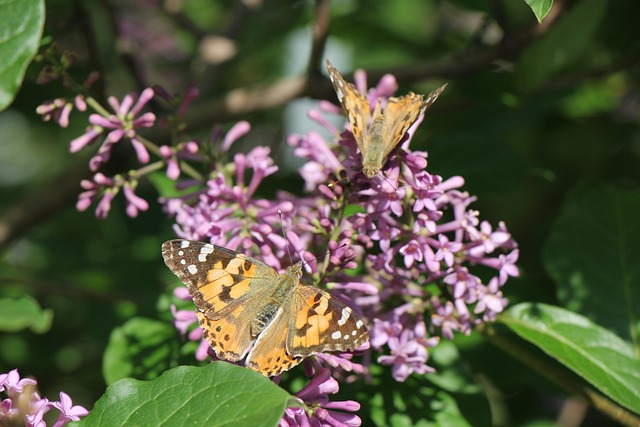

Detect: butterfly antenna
376,172,400,194
278,209,296,266
303,242,349,271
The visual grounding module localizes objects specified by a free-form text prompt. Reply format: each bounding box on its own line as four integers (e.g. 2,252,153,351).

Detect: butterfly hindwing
288,284,368,355
245,305,303,376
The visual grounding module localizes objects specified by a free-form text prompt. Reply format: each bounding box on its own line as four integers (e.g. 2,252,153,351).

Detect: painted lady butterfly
162,240,369,376
326,59,447,178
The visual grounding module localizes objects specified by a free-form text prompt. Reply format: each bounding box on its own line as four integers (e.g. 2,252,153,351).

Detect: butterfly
326,59,447,179
162,239,369,377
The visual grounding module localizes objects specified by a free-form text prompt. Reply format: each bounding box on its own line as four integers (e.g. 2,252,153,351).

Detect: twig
0,159,92,249
0,277,138,303
100,0,149,92
72,0,107,104
307,0,331,77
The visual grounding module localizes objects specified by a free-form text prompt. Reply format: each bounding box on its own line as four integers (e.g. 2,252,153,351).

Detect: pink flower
69,88,156,171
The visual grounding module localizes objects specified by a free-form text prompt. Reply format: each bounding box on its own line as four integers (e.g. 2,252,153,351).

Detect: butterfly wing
245,305,303,377
287,284,369,356
379,84,448,163
326,59,371,156
162,239,279,362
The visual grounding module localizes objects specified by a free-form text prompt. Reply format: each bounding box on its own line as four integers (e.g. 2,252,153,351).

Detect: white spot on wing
181,241,190,248
187,264,197,275
356,320,364,329
198,253,208,262
180,259,186,265
201,244,214,253
331,331,341,340
337,307,351,326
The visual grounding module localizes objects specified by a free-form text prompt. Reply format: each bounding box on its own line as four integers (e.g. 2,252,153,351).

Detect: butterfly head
287,262,304,279
362,165,380,179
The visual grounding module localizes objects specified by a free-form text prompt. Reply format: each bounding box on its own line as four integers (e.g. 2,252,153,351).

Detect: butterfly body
162,239,368,376
326,59,446,178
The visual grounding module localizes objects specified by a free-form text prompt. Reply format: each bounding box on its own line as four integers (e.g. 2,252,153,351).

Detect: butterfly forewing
162,240,278,361
326,59,371,156
162,240,276,318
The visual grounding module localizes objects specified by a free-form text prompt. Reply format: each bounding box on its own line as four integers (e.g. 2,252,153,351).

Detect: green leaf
0,295,53,333
500,303,640,414
543,184,640,343
80,363,292,427
516,0,606,92
524,0,553,23
0,0,45,111
102,317,181,385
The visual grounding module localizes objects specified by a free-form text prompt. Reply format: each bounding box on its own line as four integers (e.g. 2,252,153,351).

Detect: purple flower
160,145,181,180
36,96,87,128
51,392,89,426
280,369,362,427
123,181,149,218
70,88,156,171
399,239,423,268
164,64,520,388
0,369,37,392
0,369,88,427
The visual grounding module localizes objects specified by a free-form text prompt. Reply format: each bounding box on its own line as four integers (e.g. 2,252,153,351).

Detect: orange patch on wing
228,279,251,299
312,297,329,315
308,314,330,332
197,312,248,361
206,268,229,282
205,271,234,290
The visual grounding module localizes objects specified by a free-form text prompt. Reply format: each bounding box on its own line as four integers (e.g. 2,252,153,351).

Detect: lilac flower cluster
286,69,519,385
161,68,519,425
38,56,519,425
37,81,200,219
0,369,88,427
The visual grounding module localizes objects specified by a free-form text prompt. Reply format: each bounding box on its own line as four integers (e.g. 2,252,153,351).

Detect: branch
307,0,331,76
0,159,92,249
180,0,567,127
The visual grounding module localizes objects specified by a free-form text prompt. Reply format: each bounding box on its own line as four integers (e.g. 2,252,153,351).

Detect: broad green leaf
0,295,53,333
543,184,640,344
102,317,180,385
80,363,292,427
500,303,640,414
516,0,606,92
525,0,553,23
0,0,45,111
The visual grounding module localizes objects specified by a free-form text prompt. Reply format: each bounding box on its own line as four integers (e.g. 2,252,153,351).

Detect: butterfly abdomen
251,302,280,337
